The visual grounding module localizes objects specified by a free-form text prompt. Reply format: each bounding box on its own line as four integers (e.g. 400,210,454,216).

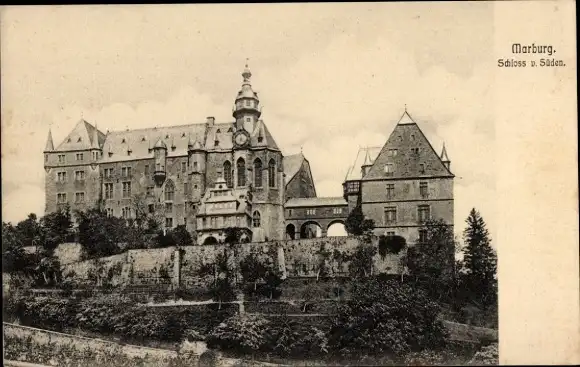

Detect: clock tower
232,60,261,133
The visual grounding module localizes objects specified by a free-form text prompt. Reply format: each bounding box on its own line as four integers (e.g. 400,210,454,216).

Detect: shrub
206,314,270,354
328,277,448,360
468,343,498,365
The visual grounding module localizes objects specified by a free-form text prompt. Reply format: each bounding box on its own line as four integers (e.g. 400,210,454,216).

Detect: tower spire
44,128,54,152
441,142,451,170
91,122,100,149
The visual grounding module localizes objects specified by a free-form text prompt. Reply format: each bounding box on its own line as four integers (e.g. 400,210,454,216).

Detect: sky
1,3,496,245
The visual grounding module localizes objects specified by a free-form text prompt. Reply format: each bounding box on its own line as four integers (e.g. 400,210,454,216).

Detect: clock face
234,131,249,147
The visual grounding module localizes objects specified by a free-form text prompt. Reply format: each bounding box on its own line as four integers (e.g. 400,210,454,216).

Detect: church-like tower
232,61,262,133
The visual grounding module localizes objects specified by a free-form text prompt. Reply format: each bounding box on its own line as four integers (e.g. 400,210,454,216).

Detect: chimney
206,116,215,126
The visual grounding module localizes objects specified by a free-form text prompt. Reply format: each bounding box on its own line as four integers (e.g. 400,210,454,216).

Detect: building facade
43,66,454,246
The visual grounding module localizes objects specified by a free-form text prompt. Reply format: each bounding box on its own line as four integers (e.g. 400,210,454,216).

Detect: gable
55,119,98,151
363,115,453,180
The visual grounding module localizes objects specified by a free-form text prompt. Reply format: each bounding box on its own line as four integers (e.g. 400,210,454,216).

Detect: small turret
44,129,54,152
441,143,451,170
153,137,167,185
233,59,261,132
361,148,373,177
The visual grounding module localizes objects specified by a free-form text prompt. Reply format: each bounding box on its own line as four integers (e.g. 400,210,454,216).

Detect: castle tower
440,142,451,171
153,137,167,185
361,148,373,178
188,135,206,202
232,60,261,133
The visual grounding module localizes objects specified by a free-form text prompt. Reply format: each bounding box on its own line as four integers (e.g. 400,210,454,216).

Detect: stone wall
61,236,405,289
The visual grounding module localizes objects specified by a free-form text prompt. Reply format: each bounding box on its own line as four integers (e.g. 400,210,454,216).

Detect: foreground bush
207,314,270,354
468,343,498,365
328,277,448,359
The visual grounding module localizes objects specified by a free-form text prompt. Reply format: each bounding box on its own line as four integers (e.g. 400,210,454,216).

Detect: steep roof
363,112,454,180
344,146,382,181
283,153,305,185
100,123,207,163
285,197,347,208
250,120,279,151
44,129,54,152
54,119,105,151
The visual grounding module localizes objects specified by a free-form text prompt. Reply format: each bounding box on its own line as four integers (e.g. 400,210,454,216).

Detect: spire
441,142,450,162
91,123,100,149
242,58,252,84
362,148,373,166
44,129,54,152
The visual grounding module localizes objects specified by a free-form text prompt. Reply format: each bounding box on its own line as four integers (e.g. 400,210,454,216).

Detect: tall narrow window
237,158,246,187
254,158,262,187
223,161,232,187
104,183,114,199
181,161,187,173
252,211,261,227
420,182,428,198
418,205,431,223
384,207,397,224
122,182,132,198
268,159,276,188
164,180,175,201
386,184,395,199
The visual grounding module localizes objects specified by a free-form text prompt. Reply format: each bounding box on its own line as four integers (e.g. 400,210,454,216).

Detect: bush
206,314,270,354
328,277,448,360
468,343,498,365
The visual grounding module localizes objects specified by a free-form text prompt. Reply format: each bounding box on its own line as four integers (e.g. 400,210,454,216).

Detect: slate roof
283,153,306,185
54,119,106,152
285,197,347,208
362,111,454,180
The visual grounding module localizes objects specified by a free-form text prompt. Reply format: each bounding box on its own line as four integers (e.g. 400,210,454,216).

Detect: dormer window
127,149,132,156
77,137,82,142
165,134,169,139
121,138,126,143
141,136,146,142
67,138,72,143
181,132,186,137
171,145,176,152
216,129,221,133
214,140,219,147
227,127,233,133
108,152,113,157
257,136,263,143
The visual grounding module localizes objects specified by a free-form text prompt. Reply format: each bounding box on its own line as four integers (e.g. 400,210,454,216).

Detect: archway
327,221,347,237
300,221,322,239
285,224,296,240
202,236,218,246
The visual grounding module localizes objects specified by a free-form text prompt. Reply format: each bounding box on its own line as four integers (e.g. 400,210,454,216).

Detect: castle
43,64,454,246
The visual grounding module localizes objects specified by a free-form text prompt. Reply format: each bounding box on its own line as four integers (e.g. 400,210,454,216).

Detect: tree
2,222,36,274
462,209,497,309
207,314,270,355
169,225,194,247
328,277,447,360
36,256,62,286
401,219,456,302
15,213,43,248
262,266,284,300
239,253,267,292
223,227,251,245
75,208,123,259
198,252,235,309
345,204,375,238
39,205,73,252
348,244,377,278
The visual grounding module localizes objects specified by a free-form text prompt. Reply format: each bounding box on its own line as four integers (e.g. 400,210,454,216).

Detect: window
164,180,175,201
104,168,113,178
104,183,114,199
75,192,85,203
223,161,232,187
122,207,131,219
419,164,425,174
58,154,66,163
106,208,114,217
237,158,246,186
184,182,189,195
144,165,149,175
418,205,431,222
288,209,293,216
181,161,187,173
257,136,263,143
57,193,67,204
386,183,395,199
122,181,131,198
127,149,132,156
121,166,132,178
245,100,250,107
307,209,316,216
45,154,49,162
146,186,154,196
268,159,276,188
148,204,155,213
419,229,428,243
384,207,397,224
252,211,261,227
420,182,428,198
76,153,84,161
411,134,416,141
346,181,360,192
75,171,86,181
214,140,219,147
388,149,398,157
254,159,262,187
165,203,173,212
57,172,67,183
246,117,251,123
384,164,394,176
193,161,198,171
92,151,99,160
411,148,420,154
333,207,343,214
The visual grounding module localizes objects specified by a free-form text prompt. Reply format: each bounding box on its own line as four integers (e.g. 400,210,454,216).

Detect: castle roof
285,196,347,208
250,119,279,150
44,129,54,152
54,119,106,152
283,152,306,185
362,112,454,180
